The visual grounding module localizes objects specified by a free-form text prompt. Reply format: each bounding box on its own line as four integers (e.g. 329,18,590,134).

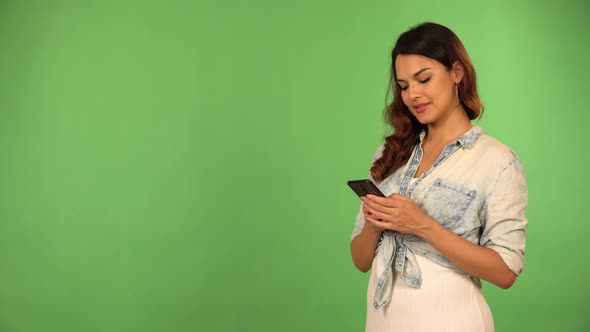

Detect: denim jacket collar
418,126,484,149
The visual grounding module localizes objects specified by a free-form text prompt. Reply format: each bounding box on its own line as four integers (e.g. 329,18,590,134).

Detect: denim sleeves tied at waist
372,230,422,310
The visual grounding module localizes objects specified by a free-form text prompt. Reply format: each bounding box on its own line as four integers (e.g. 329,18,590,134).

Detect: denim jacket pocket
420,178,477,230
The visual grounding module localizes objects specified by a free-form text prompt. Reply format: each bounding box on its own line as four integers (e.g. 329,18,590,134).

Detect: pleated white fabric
365,253,494,332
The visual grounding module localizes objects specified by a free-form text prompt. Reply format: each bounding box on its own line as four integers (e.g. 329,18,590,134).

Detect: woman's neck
424,106,473,147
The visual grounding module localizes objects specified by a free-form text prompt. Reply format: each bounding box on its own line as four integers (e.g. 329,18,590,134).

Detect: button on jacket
351,126,528,310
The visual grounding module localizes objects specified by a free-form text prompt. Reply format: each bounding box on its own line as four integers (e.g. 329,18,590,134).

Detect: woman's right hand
362,200,385,233
351,203,384,272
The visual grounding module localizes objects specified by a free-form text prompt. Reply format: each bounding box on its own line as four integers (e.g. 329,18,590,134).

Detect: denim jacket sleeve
351,144,385,241
479,154,528,275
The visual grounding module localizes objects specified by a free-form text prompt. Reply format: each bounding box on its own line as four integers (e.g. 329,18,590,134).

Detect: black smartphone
347,179,385,198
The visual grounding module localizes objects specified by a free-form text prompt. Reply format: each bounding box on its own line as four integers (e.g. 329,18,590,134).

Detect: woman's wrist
416,215,441,240
363,221,383,237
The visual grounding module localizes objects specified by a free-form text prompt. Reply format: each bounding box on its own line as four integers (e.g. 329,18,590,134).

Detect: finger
362,204,384,221
362,211,373,219
366,208,390,223
364,197,397,213
366,216,396,231
361,204,373,216
365,194,397,208
366,201,400,217
363,195,398,211
389,193,412,202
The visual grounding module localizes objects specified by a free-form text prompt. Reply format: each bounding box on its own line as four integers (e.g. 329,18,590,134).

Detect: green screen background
0,0,588,331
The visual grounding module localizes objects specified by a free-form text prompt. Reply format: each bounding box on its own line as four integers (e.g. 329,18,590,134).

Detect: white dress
365,253,494,332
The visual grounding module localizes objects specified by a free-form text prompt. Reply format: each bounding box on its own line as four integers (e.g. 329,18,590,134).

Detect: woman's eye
400,86,408,91
419,77,431,84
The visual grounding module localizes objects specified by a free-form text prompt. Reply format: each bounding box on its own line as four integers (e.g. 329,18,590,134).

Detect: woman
350,22,528,332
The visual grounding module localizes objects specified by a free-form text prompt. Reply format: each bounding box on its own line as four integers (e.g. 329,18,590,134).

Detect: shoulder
473,133,521,168
471,134,526,191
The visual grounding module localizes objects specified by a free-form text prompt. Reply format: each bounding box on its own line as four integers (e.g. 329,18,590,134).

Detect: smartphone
347,179,385,198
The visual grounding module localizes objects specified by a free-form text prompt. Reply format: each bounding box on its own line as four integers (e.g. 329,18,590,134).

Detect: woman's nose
408,84,422,99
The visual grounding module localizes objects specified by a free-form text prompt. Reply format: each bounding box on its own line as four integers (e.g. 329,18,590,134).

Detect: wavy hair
371,22,484,182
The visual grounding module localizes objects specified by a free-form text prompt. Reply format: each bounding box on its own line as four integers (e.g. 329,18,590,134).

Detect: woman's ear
451,61,464,84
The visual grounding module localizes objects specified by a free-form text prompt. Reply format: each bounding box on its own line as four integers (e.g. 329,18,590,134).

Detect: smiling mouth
414,103,430,113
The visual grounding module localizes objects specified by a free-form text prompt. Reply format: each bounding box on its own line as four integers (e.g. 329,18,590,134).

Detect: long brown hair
371,22,484,182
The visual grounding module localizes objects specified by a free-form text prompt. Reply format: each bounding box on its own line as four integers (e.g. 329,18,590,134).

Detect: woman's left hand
361,194,433,235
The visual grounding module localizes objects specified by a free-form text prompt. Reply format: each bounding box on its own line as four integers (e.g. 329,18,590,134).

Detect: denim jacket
350,126,528,310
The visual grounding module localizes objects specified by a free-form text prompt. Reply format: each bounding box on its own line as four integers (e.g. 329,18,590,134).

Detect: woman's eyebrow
396,67,432,83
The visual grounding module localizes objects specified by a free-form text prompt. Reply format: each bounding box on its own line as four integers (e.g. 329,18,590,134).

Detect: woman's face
395,54,461,126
